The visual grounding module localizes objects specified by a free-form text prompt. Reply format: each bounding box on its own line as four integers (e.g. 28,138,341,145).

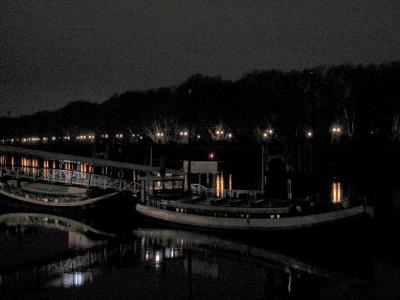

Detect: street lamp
260,128,274,195
179,130,188,137
262,128,273,140
330,125,342,143
331,126,342,135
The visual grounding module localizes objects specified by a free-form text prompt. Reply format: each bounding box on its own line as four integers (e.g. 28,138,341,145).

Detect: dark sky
1,0,399,116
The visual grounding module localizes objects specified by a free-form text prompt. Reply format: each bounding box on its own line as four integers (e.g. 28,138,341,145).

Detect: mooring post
287,178,292,200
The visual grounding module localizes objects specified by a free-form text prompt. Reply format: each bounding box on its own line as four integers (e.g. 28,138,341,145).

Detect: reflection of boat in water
136,177,374,231
0,211,132,288
0,213,369,298
0,179,134,214
134,227,366,295
0,212,117,270
0,212,116,241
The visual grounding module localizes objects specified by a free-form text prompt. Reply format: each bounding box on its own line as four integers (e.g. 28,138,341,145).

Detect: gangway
0,165,139,193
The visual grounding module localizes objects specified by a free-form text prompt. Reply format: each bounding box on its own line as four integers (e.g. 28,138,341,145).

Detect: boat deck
0,181,120,207
15,181,89,196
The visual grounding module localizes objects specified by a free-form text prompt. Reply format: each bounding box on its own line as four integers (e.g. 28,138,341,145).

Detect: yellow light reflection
216,173,224,198
32,159,38,175
332,181,342,203
43,160,49,178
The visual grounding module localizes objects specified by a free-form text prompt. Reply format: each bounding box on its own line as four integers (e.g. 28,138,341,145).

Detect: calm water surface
0,206,398,300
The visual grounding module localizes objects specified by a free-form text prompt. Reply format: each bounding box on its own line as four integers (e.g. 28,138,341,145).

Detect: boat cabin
140,176,185,202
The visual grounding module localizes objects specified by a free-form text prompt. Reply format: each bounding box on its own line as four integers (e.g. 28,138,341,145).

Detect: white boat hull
136,203,373,231
0,187,120,207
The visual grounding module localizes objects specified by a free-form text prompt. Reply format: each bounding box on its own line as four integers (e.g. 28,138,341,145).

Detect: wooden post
287,178,292,200
141,179,145,202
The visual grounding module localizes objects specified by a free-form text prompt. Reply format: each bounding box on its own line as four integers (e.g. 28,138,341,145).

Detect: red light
208,152,216,160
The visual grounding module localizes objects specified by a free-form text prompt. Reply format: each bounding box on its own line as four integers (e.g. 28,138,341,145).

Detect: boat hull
0,187,136,217
136,203,374,231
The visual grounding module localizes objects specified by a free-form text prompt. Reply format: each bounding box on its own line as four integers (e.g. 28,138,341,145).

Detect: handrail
0,145,182,175
190,183,263,199
0,165,139,193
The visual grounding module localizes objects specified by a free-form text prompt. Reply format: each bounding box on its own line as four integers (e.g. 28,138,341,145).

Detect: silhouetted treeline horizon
2,61,400,144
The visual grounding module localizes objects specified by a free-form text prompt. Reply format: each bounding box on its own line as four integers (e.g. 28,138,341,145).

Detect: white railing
0,145,182,175
0,165,139,193
190,183,263,199
190,183,209,195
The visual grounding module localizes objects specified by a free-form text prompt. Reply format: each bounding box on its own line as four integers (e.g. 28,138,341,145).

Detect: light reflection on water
332,181,343,203
48,271,92,288
0,210,394,299
215,172,224,198
0,212,123,290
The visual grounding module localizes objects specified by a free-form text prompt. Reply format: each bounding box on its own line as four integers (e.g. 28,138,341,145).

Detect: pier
0,145,183,195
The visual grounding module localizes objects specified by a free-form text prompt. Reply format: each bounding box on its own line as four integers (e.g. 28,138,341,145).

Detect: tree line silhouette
2,61,400,145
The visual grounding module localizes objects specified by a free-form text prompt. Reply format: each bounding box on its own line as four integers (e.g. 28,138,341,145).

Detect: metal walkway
0,145,182,175
0,165,139,193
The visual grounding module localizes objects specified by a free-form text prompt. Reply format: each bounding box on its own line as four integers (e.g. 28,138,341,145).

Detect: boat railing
190,183,263,200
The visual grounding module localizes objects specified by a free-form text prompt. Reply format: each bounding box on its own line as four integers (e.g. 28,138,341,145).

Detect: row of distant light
19,133,143,143
304,127,342,139
215,130,233,139
12,131,231,144
2,127,343,144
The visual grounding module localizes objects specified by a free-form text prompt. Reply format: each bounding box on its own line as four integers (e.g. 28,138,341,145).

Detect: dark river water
0,204,399,299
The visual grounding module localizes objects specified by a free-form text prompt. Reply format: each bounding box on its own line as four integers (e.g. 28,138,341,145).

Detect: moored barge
136,177,374,231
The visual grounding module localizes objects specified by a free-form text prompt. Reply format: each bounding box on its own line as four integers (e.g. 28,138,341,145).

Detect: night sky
1,0,399,116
